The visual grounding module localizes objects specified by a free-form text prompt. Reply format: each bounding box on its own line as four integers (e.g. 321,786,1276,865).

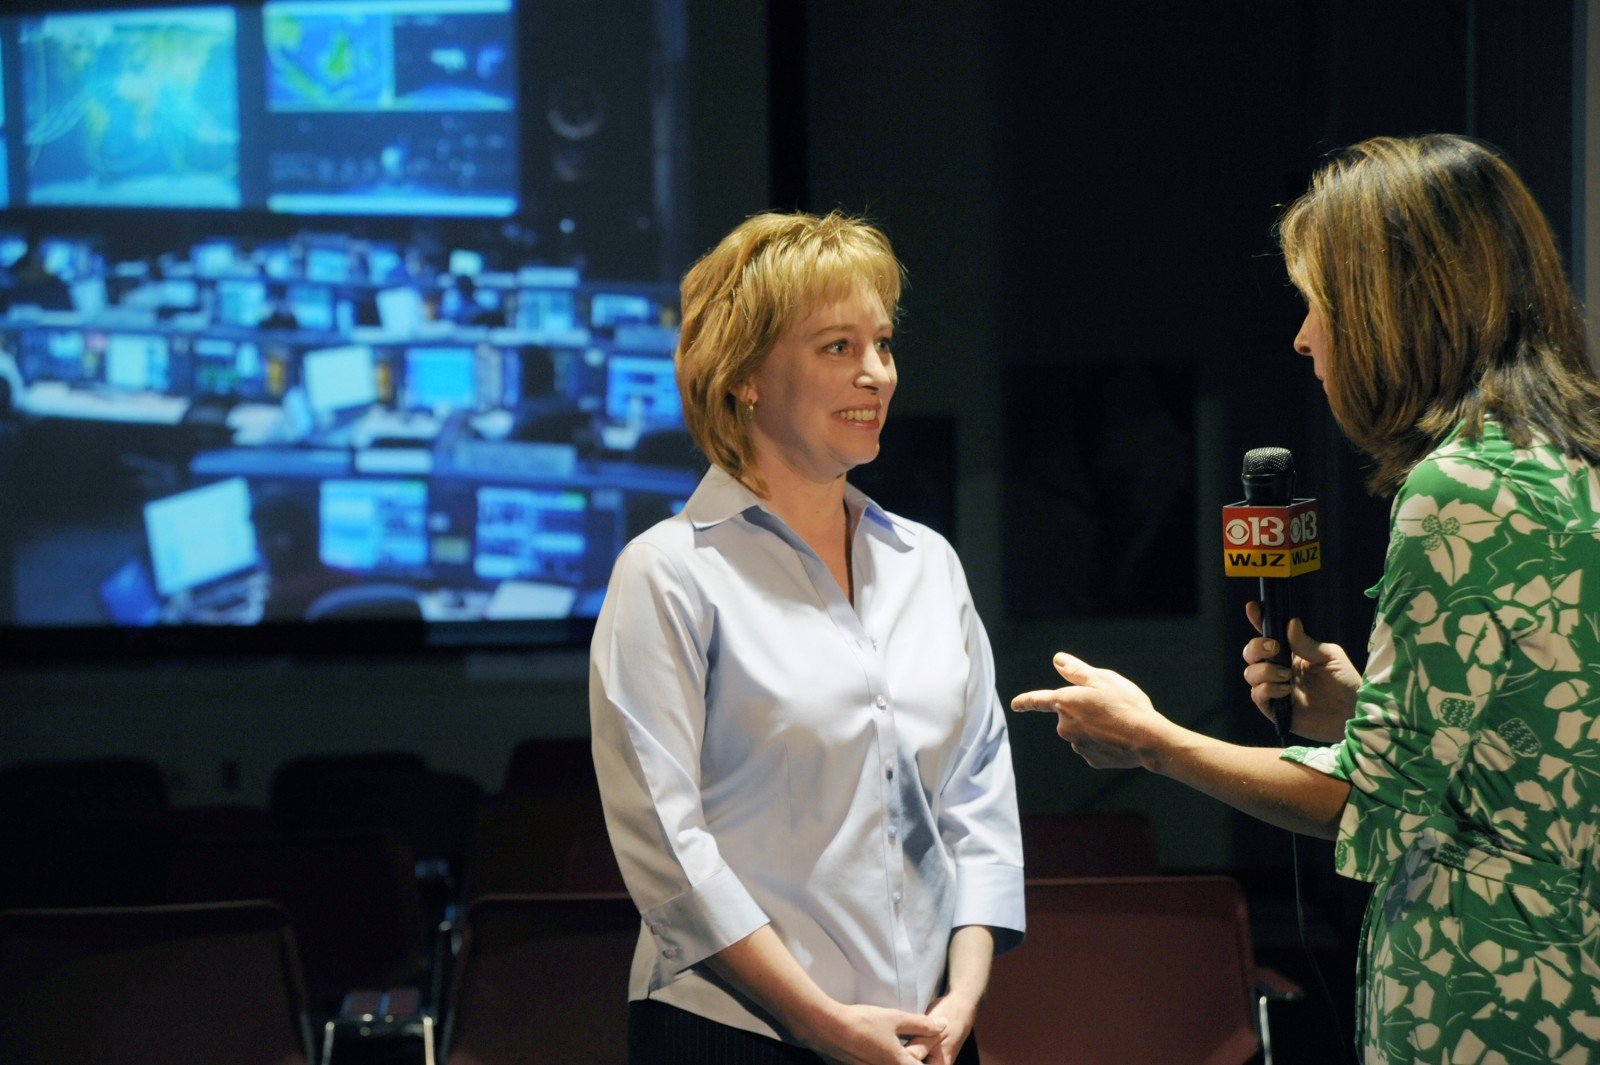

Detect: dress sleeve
936,549,1027,952
1283,453,1535,882
589,540,770,972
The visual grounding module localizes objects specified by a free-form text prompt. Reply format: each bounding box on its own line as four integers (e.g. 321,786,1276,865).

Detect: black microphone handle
1257,574,1292,740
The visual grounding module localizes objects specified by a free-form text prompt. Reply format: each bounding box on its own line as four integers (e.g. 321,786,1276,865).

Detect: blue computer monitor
366,245,404,284
191,336,265,395
0,232,26,269
69,278,108,316
286,282,335,331
20,7,241,209
604,354,681,427
516,288,579,334
143,477,259,598
473,485,588,585
319,478,429,572
160,278,200,308
104,334,172,392
217,278,269,327
260,0,518,217
191,239,239,277
301,344,378,424
403,346,477,410
448,249,484,276
589,291,657,329
99,556,163,626
304,245,352,283
19,329,88,383
376,287,427,334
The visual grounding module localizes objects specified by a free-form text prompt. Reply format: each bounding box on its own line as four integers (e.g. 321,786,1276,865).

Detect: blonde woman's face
1293,304,1331,394
738,288,896,485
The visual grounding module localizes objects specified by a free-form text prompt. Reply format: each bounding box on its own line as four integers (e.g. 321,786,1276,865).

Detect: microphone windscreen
1242,447,1296,506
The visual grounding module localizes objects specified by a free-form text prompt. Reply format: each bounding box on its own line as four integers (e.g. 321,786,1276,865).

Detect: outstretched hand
1011,652,1179,770
1241,603,1361,743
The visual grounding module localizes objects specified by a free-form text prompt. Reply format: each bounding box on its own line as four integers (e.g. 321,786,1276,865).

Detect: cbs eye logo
1224,510,1318,548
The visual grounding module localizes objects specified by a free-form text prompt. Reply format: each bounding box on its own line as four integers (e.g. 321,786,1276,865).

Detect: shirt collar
684,466,919,551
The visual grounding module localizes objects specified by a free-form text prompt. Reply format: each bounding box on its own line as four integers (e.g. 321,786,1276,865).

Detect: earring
740,398,756,424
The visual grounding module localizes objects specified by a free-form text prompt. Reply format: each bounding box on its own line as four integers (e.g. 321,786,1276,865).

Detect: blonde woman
592,211,1024,1065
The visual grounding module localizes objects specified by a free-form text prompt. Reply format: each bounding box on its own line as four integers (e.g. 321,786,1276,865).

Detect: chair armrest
1253,964,1305,1002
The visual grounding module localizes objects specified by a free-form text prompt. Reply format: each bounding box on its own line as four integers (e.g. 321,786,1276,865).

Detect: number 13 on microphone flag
1221,499,1322,577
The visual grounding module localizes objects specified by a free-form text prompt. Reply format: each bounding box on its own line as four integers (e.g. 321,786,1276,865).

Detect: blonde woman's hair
1277,133,1600,495
675,210,904,496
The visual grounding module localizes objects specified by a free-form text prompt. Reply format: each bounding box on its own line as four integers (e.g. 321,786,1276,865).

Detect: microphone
1222,447,1321,739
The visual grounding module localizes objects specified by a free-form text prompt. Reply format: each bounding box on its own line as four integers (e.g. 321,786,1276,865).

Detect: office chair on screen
0,899,315,1065
979,876,1278,1065
439,892,638,1065
304,582,426,622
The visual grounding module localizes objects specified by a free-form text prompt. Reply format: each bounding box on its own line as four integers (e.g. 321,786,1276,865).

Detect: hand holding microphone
1224,447,1362,742
1240,609,1361,743
1223,447,1321,739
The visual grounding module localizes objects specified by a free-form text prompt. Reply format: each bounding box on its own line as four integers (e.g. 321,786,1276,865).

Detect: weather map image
264,8,391,111
261,0,517,216
264,0,513,112
19,7,240,209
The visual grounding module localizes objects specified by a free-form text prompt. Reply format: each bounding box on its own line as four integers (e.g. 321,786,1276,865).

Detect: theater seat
980,876,1278,1065
0,900,315,1065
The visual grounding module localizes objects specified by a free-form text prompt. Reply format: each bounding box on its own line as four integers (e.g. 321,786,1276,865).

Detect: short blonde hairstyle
1277,134,1600,495
675,210,904,496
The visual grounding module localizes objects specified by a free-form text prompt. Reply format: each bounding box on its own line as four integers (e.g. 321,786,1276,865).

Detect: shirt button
887,823,898,839
662,946,679,959
892,890,903,904
884,761,894,780
875,695,887,709
649,923,663,935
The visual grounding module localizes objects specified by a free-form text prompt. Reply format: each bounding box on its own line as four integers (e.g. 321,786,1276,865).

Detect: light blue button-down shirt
590,465,1025,1041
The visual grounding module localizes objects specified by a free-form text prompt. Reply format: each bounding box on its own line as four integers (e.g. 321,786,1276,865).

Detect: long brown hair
1278,134,1600,495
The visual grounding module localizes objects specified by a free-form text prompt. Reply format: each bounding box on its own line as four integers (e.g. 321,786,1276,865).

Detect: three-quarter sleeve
590,539,770,975
935,550,1026,952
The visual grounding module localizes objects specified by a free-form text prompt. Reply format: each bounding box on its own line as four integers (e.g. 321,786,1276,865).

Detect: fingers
1244,599,1264,634
1050,651,1093,684
1010,687,1061,713
897,1013,948,1045
1285,617,1331,664
1011,651,1097,713
1240,635,1281,667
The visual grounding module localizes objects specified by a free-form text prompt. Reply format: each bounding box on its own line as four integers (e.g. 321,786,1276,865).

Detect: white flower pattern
1281,421,1600,1064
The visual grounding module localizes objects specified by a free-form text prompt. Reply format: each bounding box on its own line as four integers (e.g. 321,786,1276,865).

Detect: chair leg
1256,992,1274,1065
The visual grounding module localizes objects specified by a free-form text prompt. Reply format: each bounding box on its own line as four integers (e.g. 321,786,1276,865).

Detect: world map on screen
21,9,240,208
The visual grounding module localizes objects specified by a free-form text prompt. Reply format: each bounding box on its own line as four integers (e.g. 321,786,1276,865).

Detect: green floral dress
1282,420,1600,1064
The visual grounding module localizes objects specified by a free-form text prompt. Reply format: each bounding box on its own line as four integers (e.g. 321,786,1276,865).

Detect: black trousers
628,1000,982,1065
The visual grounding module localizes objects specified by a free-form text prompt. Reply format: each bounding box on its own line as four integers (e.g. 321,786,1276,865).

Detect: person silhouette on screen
251,490,357,622
508,346,589,449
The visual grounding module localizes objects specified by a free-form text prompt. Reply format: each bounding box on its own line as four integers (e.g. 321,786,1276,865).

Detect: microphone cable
1271,714,1357,1063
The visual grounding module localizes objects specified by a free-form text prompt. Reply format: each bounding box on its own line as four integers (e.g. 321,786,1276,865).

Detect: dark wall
1,1,1585,874
784,0,1580,871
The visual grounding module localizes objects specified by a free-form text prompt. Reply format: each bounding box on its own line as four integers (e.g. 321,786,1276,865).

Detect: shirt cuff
637,863,770,974
952,861,1026,955
1279,744,1350,780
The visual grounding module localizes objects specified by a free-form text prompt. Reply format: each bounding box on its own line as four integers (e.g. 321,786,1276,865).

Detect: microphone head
1242,446,1296,506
